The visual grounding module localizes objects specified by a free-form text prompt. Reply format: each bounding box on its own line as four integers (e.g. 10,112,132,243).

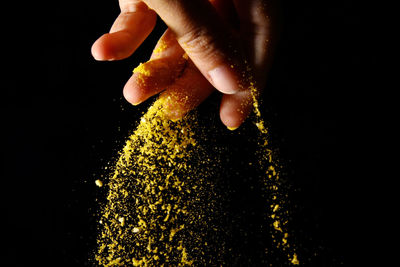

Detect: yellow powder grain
291,253,300,265
273,220,282,232
95,179,103,187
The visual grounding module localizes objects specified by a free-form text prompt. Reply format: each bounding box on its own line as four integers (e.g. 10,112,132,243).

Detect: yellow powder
95,179,103,187
133,63,151,77
291,253,300,265
95,97,225,266
246,69,299,265
227,126,239,131
95,57,299,266
182,53,189,60
152,38,168,58
132,57,187,90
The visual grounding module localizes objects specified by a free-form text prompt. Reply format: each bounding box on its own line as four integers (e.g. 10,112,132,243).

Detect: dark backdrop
3,0,367,266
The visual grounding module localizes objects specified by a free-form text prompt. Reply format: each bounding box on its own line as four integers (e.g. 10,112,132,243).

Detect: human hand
92,0,276,129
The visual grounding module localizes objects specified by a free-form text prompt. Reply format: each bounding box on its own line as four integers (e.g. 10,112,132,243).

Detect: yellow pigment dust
95,72,299,265
248,77,299,265
95,179,103,188
95,98,226,266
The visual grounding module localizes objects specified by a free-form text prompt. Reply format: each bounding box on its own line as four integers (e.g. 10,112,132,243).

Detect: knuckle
178,26,222,60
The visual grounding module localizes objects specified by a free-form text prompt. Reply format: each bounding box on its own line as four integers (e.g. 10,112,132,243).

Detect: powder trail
96,98,226,266
95,74,299,266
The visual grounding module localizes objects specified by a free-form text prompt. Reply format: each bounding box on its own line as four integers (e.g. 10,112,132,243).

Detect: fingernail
227,126,239,131
208,65,239,94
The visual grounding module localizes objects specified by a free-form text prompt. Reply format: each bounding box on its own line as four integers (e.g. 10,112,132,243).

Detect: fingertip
92,32,141,61
91,33,127,61
159,89,191,122
219,91,253,129
123,75,145,106
91,34,110,61
219,107,244,129
207,64,240,94
161,97,187,122
160,60,215,122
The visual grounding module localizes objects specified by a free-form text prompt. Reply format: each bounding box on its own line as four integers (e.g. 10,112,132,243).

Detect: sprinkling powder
94,66,299,266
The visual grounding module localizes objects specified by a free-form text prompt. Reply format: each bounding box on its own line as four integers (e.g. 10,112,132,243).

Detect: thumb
143,0,246,95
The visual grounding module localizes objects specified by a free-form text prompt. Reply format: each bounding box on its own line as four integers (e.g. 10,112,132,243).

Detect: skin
92,0,276,129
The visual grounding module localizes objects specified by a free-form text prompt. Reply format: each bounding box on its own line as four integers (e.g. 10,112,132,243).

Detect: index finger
92,1,157,61
142,0,248,95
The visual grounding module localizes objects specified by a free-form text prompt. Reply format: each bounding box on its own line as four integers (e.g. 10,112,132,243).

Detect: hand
92,0,276,129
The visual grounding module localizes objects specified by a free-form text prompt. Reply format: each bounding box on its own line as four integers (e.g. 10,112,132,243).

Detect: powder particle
291,253,300,265
95,179,103,187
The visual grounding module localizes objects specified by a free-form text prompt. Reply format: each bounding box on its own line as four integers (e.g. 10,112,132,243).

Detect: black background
3,0,370,266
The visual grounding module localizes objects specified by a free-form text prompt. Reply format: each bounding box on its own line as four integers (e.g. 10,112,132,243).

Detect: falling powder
95,98,228,266
94,69,299,265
